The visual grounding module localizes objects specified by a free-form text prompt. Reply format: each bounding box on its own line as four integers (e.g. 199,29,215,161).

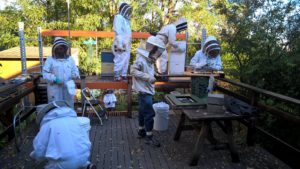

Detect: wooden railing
216,78,300,124
215,77,300,168
0,75,39,141
41,30,186,39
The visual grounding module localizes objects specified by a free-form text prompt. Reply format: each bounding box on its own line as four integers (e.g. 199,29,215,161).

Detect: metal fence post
37,27,43,73
18,22,27,75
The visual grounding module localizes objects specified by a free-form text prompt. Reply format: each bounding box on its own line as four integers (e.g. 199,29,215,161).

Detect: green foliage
216,0,300,149
218,0,300,98
79,49,101,75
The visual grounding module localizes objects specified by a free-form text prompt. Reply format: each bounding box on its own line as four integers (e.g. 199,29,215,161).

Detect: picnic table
165,94,252,166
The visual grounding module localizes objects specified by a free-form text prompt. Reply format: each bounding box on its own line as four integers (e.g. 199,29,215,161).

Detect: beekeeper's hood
52,37,70,58
36,101,75,127
146,36,166,50
204,36,221,56
136,36,165,62
119,2,132,19
173,17,187,32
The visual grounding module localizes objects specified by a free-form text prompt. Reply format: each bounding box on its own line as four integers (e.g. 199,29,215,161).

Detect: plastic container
153,102,170,131
66,80,76,96
77,117,91,136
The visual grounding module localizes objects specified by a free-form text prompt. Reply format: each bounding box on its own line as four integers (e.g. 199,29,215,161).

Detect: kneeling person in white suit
30,101,96,169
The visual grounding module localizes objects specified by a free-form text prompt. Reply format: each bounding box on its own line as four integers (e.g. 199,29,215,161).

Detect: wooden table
174,107,250,166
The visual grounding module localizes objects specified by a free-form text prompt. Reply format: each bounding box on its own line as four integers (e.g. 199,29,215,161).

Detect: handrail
217,78,300,105
41,30,186,40
216,77,300,124
0,75,39,140
216,85,300,124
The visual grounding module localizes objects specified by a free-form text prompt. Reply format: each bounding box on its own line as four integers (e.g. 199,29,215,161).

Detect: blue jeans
138,93,155,132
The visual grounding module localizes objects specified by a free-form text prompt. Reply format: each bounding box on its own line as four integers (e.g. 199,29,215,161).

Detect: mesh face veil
173,18,187,32
146,36,166,62
52,37,69,58
204,36,220,57
119,3,132,19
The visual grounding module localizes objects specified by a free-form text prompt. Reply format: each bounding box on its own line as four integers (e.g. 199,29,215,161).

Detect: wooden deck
0,113,291,169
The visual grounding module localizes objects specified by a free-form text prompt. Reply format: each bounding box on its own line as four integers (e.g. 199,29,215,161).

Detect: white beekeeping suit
30,102,93,169
43,37,80,108
190,36,222,71
130,36,166,147
130,36,166,95
112,2,132,80
155,18,188,74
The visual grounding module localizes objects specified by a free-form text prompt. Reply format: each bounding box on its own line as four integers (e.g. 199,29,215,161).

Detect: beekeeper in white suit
155,18,188,74
30,101,96,169
43,37,80,108
190,36,222,71
112,2,132,81
131,36,165,147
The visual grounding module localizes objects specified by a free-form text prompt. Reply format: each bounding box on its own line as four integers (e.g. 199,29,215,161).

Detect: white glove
114,36,125,51
195,62,206,68
148,76,156,83
71,74,79,80
177,44,186,52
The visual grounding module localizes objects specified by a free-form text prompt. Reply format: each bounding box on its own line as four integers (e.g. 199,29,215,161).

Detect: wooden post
190,121,209,166
250,91,259,106
0,108,15,140
174,112,186,141
33,76,40,105
247,91,258,146
80,75,86,113
127,77,132,118
225,120,240,162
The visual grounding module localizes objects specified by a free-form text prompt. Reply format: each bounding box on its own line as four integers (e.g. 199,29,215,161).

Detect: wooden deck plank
95,121,105,168
128,116,145,169
131,117,149,169
130,116,156,169
102,123,108,168
96,120,106,166
89,121,97,163
103,118,112,169
0,115,293,169
111,115,119,169
115,116,124,169
119,116,130,169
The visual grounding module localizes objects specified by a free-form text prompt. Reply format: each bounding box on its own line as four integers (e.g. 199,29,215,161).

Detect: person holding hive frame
190,36,222,98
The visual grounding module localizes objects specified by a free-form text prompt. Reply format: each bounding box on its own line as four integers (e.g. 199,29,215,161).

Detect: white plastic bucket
153,102,169,131
77,117,91,136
